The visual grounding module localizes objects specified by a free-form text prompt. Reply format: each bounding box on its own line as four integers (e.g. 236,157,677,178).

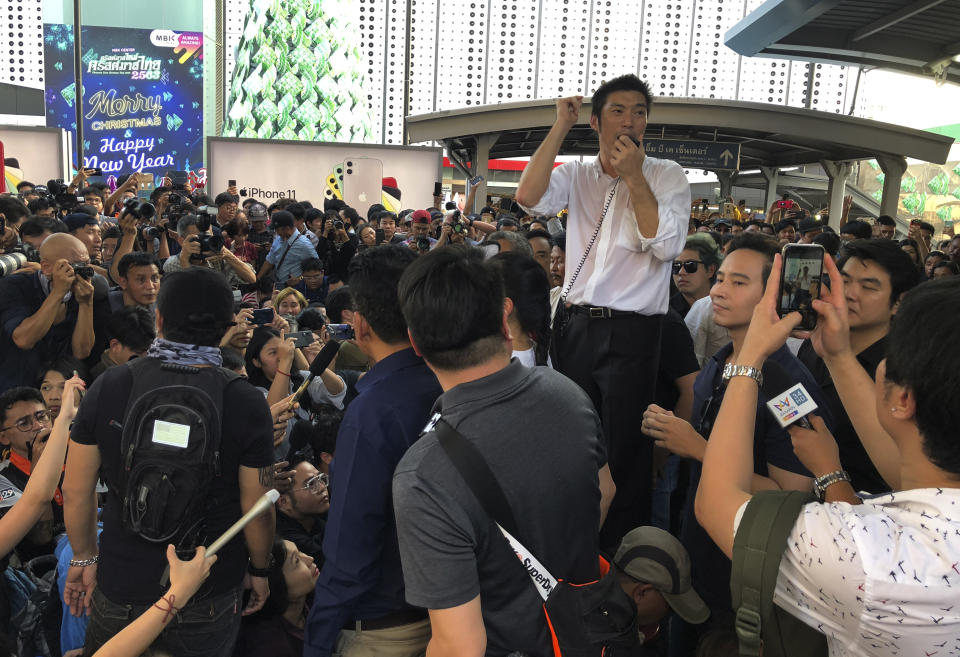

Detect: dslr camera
72,263,95,280
122,197,156,221
47,179,83,211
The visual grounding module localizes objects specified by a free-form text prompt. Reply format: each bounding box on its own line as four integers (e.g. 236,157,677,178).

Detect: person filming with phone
515,74,691,547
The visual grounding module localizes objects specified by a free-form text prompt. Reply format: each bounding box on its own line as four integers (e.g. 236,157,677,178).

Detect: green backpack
729,490,829,657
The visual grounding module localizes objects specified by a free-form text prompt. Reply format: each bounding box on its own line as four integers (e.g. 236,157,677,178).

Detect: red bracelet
153,593,180,623
276,369,291,378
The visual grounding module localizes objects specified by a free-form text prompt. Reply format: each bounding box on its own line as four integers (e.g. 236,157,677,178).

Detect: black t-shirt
71,362,274,604
797,337,889,494
394,361,606,657
654,310,700,411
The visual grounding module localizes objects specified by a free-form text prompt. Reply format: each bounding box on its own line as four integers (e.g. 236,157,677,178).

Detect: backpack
729,490,828,657
116,358,239,544
7,555,60,657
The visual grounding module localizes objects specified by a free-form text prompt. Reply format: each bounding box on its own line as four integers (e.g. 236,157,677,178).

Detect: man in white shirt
516,74,690,547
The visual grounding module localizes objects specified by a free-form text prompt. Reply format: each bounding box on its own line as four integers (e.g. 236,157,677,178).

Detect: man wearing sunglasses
0,386,59,563
277,459,331,569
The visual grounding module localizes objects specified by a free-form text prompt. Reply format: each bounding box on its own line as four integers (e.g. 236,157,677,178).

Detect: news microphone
761,360,818,430
289,339,340,409
159,489,280,586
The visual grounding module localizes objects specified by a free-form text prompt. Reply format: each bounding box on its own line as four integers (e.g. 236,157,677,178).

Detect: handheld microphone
761,360,818,430
159,489,280,586
289,339,340,409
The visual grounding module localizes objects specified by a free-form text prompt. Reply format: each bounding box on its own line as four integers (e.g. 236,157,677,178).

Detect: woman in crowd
899,238,922,272
37,357,88,421
357,224,378,249
224,221,258,266
273,288,308,319
244,327,345,459
233,538,320,657
488,251,552,367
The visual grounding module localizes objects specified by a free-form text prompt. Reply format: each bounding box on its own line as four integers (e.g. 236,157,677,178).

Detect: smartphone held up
776,244,825,331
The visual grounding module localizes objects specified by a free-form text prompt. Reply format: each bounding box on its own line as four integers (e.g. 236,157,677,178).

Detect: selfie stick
159,489,280,586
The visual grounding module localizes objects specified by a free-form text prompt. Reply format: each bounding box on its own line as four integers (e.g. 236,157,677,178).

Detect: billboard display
43,24,205,185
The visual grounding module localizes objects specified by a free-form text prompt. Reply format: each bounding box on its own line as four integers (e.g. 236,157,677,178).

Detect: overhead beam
724,0,843,56
851,0,947,42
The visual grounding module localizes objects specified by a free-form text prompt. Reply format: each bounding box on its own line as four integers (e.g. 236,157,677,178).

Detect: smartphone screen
433,182,442,197
288,330,316,348
228,179,237,188
777,244,825,330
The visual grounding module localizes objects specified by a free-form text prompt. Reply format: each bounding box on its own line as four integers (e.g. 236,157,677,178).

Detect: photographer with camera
402,210,438,253
165,214,256,286
314,213,357,284
0,234,108,392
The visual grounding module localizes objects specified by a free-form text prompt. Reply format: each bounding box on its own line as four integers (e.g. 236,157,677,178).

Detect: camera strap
560,179,620,305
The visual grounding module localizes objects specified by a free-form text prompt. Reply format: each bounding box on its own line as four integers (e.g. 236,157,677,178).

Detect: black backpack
116,358,239,544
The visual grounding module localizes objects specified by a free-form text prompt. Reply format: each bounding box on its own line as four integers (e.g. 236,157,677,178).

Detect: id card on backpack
152,420,191,449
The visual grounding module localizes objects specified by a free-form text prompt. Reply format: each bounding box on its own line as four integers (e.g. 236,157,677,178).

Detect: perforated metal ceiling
5,0,854,144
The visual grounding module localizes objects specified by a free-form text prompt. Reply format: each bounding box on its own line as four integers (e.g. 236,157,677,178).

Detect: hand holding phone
251,308,274,325
776,244,825,331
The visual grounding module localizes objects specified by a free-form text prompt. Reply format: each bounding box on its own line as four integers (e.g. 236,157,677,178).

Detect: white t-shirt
734,488,960,656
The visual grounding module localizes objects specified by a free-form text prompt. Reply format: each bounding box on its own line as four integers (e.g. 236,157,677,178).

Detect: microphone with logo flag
761,360,818,430
288,339,340,411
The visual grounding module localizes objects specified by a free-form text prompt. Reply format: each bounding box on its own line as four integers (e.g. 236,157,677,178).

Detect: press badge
152,420,191,448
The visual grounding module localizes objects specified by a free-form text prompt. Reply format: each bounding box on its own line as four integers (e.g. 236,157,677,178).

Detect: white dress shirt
521,156,690,314
734,488,960,656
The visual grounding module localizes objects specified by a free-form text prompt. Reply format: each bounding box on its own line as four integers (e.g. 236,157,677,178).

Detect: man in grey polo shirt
393,246,615,656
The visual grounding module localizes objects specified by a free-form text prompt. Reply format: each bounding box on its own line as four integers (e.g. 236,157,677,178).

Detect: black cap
798,217,823,234
64,212,98,232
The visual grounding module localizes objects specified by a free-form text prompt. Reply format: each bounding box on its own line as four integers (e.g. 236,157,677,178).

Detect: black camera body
333,219,345,230
72,263,95,280
143,226,163,241
416,237,431,252
189,233,224,261
123,197,156,221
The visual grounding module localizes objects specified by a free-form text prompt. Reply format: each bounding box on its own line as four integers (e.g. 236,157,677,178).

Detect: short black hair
102,225,122,241
591,74,653,126
117,252,160,279
885,277,960,476
347,245,417,344
220,347,245,373
725,232,781,288
525,228,552,243
105,306,156,352
399,245,506,371
324,286,354,323
932,260,959,275
301,258,324,274
271,210,295,229
837,239,921,306
775,220,797,233
156,268,234,346
839,220,872,240
0,197,29,224
296,307,326,331
918,221,935,233
551,231,566,252
812,231,841,257
683,233,721,272
16,181,35,191
37,356,89,390
80,186,104,200
214,192,237,207
489,252,552,365
0,387,46,427
286,202,306,221
876,215,896,227
342,207,361,225
26,198,51,213
20,215,61,238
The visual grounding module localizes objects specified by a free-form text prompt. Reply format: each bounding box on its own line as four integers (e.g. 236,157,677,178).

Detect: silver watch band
722,363,763,387
813,470,851,501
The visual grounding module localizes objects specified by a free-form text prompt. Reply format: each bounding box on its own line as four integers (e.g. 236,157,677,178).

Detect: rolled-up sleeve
622,160,690,261
519,162,574,216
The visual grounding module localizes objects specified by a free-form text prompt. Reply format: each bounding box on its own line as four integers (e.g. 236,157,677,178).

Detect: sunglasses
672,260,704,275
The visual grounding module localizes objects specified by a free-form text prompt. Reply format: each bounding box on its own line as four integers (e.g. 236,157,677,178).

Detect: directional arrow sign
642,140,741,171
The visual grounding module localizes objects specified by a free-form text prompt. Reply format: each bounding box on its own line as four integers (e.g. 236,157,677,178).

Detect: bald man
0,234,104,392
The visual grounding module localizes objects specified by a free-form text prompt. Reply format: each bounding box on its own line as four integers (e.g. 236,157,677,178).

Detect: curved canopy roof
724,0,960,85
405,96,953,168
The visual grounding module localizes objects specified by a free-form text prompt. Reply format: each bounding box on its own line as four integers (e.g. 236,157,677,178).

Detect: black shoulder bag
434,417,639,657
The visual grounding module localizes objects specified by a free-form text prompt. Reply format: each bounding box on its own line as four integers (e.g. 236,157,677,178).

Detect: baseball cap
798,218,823,234
248,203,268,220
614,527,709,624
157,267,235,335
410,209,431,224
64,212,99,232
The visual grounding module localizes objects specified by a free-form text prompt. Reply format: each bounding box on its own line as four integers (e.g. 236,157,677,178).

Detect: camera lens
346,169,353,175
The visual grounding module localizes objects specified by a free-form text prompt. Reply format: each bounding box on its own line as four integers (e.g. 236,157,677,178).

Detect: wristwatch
812,470,851,502
247,557,274,577
722,363,763,387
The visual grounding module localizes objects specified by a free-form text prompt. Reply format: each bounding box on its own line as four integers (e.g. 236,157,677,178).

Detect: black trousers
553,309,662,551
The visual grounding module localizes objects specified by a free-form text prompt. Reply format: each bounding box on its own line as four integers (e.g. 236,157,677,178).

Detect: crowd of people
0,73,958,657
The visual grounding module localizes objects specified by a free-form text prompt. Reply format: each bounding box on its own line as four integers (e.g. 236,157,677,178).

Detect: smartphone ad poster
43,24,205,186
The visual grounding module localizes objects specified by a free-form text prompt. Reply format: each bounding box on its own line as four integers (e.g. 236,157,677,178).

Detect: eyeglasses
293,473,329,495
672,260,704,275
0,410,52,433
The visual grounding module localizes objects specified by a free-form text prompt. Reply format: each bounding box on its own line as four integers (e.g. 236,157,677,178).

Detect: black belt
568,304,638,319
343,607,428,631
